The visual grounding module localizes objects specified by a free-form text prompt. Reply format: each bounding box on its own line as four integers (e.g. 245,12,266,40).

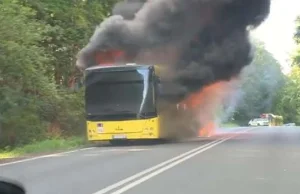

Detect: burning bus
84,61,231,142
84,64,159,141
84,63,202,142
77,0,271,142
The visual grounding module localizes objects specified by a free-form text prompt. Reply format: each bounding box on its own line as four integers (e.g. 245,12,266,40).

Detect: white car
284,123,296,126
248,118,269,126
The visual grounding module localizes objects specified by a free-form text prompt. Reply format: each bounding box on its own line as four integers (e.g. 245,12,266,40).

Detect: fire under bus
83,46,214,142
84,63,181,143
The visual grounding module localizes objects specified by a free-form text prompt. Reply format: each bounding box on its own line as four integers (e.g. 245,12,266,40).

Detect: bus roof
85,64,154,73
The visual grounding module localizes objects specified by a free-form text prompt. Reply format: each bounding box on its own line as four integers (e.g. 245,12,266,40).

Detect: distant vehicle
248,118,269,126
284,123,296,126
260,113,283,126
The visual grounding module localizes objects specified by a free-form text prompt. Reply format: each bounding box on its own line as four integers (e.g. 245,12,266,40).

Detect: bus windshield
85,68,156,120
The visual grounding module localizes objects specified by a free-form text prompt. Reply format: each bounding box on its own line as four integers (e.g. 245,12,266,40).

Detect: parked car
283,123,296,126
248,118,269,126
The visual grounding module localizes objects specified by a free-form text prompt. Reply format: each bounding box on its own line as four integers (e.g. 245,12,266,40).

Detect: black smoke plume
76,0,271,104
112,0,146,20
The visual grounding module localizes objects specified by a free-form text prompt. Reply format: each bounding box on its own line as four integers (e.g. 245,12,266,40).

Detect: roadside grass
0,136,87,159
220,122,240,128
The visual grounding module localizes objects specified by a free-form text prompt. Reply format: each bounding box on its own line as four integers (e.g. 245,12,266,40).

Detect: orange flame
95,50,125,65
180,81,235,137
199,121,216,137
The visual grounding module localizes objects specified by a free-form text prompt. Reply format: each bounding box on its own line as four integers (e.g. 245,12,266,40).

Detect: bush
0,97,47,147
0,89,86,148
41,89,86,137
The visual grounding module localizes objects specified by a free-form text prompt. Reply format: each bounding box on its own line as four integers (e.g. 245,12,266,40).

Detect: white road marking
127,149,149,152
92,148,149,153
111,137,231,194
0,147,95,167
93,138,224,194
0,146,159,167
83,148,150,156
93,128,253,194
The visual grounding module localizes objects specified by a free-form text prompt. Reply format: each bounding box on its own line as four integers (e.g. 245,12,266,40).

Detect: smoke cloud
112,0,146,20
77,0,271,105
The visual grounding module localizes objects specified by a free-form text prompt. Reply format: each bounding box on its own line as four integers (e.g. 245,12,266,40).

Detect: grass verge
220,122,240,128
0,136,86,159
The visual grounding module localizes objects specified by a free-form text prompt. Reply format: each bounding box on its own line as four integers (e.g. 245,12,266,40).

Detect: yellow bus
260,113,283,126
84,64,190,143
268,114,283,126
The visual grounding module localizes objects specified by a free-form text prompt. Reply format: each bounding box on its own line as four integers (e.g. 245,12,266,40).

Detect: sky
252,0,299,74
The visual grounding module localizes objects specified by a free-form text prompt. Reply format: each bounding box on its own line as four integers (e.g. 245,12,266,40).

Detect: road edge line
112,137,232,194
0,147,95,167
93,138,226,194
94,128,252,194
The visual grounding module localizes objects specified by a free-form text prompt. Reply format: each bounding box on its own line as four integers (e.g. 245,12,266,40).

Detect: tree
272,66,300,125
0,0,56,146
232,40,285,124
294,16,300,44
21,0,118,87
0,0,123,148
272,15,300,125
292,16,300,67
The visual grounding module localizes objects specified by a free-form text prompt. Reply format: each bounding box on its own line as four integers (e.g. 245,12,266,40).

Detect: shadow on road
90,137,217,148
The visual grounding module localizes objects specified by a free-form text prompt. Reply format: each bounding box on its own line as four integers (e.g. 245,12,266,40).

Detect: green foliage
0,0,54,146
0,136,86,159
292,47,300,67
0,0,118,148
220,122,240,128
292,16,300,67
294,16,300,44
21,0,118,86
232,40,285,124
272,66,300,125
41,89,86,137
266,15,300,125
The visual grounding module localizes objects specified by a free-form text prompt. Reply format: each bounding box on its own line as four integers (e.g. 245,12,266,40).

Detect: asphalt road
1,126,300,194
